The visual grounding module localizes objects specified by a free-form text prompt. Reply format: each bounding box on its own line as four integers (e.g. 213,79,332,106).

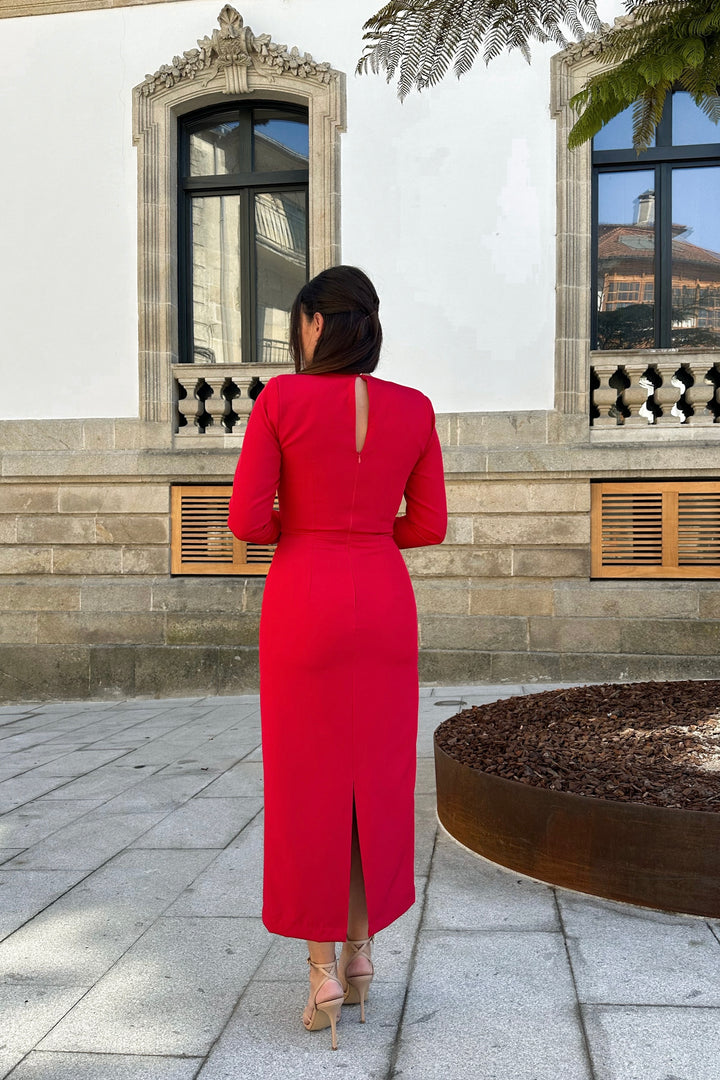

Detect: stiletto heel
302,957,344,1050
338,935,375,1022
349,972,373,1023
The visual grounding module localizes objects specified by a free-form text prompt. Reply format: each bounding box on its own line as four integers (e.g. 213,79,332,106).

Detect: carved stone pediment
559,12,642,63
140,5,336,97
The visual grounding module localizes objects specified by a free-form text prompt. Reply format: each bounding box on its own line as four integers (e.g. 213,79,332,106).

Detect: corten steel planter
434,736,720,918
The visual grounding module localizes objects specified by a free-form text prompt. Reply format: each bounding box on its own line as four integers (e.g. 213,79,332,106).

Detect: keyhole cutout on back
355,376,369,454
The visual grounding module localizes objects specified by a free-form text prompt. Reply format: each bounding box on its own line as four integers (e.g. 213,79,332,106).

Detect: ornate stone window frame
550,40,602,418
2,0,195,16
132,5,346,428
551,34,720,430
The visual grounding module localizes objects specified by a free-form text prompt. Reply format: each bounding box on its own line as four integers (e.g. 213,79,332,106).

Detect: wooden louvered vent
591,482,720,578
171,485,277,575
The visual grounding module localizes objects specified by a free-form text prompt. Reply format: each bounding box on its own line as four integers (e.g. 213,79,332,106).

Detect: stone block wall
0,412,718,702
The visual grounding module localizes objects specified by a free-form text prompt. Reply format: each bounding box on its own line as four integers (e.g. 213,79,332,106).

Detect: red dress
228,371,447,940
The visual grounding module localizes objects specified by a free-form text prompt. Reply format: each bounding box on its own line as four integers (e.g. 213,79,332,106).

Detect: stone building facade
0,0,718,703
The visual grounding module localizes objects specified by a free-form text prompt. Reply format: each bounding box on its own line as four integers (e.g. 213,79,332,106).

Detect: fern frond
357,0,602,96
569,0,720,151
696,92,720,123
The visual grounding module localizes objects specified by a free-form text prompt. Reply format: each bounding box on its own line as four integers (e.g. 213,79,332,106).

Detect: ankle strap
343,935,374,958
307,957,339,973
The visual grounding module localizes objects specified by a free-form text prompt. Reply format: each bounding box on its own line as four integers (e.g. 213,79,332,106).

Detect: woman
227,266,447,1050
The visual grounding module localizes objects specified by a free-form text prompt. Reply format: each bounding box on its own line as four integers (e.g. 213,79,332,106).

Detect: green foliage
356,0,603,99
568,1,720,151
357,0,720,154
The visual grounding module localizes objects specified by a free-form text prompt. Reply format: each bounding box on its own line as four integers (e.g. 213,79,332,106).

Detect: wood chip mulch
434,680,720,813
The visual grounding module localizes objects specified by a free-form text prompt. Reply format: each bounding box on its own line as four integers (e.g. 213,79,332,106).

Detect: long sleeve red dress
228,370,447,941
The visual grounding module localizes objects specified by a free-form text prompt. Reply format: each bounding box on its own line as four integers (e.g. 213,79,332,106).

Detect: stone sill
591,347,720,364
590,425,720,443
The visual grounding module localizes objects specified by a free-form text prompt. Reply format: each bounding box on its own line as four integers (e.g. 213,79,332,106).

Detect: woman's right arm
393,399,448,549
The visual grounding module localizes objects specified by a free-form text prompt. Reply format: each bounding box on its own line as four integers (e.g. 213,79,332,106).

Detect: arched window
132,6,345,431
179,103,309,366
552,40,720,426
593,90,720,352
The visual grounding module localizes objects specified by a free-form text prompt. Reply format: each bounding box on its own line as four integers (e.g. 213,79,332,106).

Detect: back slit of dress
351,376,369,919
355,376,369,454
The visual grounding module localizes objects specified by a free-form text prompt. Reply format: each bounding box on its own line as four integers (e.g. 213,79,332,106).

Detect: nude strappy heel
302,957,344,1050
338,935,375,1022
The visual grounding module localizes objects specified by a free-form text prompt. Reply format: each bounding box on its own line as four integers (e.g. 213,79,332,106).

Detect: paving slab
3,1053,204,1080
393,928,592,1080
37,916,271,1056
0,985,89,1079
195,977,407,1078
414,756,436,794
583,1004,720,1080
1,807,173,870
0,775,73,813
128,795,264,849
0,848,25,865
414,793,438,878
0,849,220,986
561,900,720,1005
557,890,709,929
96,766,224,815
0,719,61,738
0,731,82,753
194,760,264,799
28,751,137,777
0,867,89,941
39,762,163,801
165,815,264,917
0,797,107,847
242,744,263,761
428,683,528,697
424,826,560,932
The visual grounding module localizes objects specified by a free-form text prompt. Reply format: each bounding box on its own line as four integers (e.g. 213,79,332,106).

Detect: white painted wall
0,0,623,419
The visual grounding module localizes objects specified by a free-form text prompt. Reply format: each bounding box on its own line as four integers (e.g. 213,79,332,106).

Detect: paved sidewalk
0,685,719,1080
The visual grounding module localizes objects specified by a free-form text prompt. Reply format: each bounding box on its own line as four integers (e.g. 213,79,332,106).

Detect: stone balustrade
173,364,290,438
591,358,720,427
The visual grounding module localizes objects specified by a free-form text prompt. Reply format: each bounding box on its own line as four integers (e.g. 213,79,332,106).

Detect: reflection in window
596,172,655,349
672,92,720,146
255,191,307,365
593,103,655,152
191,195,243,365
190,121,244,176
180,104,309,364
671,167,720,346
254,112,309,171
592,91,720,351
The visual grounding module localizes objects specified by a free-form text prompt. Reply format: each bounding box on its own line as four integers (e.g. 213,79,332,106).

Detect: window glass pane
671,165,720,348
254,111,309,172
593,104,655,151
255,190,307,364
672,91,720,146
189,121,246,176
596,171,655,349
191,195,243,364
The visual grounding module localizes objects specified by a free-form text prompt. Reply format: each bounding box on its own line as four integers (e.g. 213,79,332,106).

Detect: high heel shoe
301,957,344,1050
338,935,374,1023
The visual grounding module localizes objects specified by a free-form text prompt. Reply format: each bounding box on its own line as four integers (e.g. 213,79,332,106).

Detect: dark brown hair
289,265,382,375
